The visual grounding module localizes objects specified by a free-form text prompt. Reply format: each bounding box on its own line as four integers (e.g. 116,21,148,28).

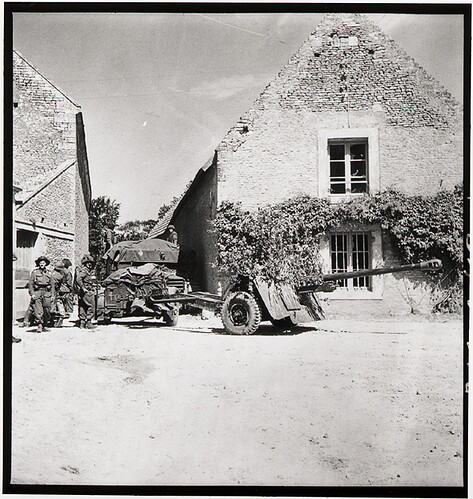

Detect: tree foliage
213,185,463,310
115,219,157,242
89,196,121,258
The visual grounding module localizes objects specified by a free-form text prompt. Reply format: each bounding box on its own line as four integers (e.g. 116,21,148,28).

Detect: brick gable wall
13,51,90,290
13,51,79,190
202,13,463,313
216,13,462,209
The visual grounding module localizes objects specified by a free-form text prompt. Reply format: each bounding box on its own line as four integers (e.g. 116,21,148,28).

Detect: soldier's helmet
168,225,176,230
81,254,95,265
54,260,65,269
62,258,72,268
35,256,50,266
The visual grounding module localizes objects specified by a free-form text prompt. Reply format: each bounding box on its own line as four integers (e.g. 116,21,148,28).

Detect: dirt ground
10,312,465,487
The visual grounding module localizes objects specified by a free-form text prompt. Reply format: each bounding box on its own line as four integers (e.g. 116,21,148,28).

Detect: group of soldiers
21,225,180,337
25,253,98,333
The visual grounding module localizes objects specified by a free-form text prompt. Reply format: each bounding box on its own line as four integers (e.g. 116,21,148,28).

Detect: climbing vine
213,184,464,311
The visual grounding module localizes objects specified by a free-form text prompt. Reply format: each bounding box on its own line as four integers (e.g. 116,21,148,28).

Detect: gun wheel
221,291,261,335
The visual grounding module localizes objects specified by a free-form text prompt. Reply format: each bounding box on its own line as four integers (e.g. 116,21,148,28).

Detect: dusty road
10,314,464,486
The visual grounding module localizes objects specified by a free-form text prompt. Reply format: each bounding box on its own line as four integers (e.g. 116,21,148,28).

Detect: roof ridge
217,13,460,152
17,158,77,206
13,49,80,108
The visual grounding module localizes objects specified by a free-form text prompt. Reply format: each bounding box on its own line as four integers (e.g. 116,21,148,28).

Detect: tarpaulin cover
102,263,173,288
103,238,179,264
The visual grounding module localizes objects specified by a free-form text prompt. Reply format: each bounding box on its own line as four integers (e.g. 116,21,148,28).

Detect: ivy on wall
213,184,463,311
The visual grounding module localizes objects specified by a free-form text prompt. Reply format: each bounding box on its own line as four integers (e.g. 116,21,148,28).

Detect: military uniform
74,254,97,329
51,262,67,327
61,265,74,315
28,257,55,331
167,226,178,245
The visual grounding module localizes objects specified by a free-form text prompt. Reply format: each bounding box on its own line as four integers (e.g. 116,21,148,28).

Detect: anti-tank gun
93,253,442,334
217,259,442,334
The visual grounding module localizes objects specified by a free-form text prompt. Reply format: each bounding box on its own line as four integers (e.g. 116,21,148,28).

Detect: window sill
318,290,383,300
328,193,371,203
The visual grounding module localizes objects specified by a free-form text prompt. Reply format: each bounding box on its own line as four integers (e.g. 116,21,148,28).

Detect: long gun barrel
297,259,442,293
322,259,442,281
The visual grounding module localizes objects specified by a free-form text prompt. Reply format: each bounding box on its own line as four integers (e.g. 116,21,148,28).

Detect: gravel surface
10,314,464,486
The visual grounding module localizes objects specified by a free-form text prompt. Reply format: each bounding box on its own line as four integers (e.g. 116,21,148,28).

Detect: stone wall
44,236,75,267
216,14,462,209
13,51,78,190
173,161,218,292
75,162,90,266
210,13,462,316
13,50,90,276
17,168,75,231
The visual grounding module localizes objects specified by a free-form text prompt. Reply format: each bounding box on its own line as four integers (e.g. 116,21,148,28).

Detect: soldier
51,261,66,327
28,256,55,333
166,225,178,245
61,258,74,317
74,254,97,330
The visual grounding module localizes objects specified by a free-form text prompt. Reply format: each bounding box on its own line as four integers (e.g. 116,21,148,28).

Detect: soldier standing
61,258,74,317
28,256,55,333
51,261,66,327
74,254,97,329
166,225,178,245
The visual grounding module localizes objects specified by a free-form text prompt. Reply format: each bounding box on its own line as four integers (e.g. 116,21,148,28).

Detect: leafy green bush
213,197,337,287
335,185,463,272
213,185,463,311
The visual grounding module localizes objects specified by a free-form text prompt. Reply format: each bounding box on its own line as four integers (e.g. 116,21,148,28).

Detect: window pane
329,144,344,160
351,160,366,178
351,182,367,193
350,143,366,160
331,232,372,290
331,234,348,287
330,161,345,178
330,183,346,194
352,233,370,289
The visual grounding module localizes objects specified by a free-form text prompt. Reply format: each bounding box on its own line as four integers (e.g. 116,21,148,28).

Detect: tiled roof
147,154,215,239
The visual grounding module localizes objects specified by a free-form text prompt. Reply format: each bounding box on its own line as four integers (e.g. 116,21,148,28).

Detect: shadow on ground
95,318,316,336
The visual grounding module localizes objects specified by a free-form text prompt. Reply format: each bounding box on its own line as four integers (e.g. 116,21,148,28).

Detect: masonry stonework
172,161,218,292
217,14,461,209
75,162,90,267
158,14,462,316
17,169,75,230
13,52,78,185
13,51,91,317
208,14,462,315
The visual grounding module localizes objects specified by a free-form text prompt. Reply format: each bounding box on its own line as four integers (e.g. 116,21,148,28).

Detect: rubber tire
221,291,262,335
163,306,179,327
270,316,298,330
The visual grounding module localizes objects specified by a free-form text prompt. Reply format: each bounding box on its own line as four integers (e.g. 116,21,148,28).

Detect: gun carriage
95,242,441,335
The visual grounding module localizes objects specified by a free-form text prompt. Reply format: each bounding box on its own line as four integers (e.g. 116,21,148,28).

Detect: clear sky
13,10,464,223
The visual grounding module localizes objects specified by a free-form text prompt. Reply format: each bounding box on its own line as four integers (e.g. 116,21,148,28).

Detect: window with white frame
317,128,379,198
330,231,371,290
329,139,368,195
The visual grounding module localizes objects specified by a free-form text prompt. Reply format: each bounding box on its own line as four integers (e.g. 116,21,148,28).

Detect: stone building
13,50,92,317
151,14,463,315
